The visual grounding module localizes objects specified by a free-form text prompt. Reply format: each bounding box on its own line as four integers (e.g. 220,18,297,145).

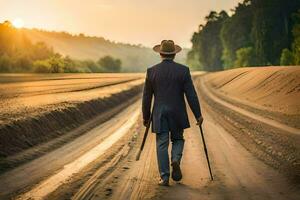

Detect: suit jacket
142,59,202,133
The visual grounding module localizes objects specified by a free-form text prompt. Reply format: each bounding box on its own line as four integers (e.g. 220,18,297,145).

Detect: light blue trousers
156,117,184,181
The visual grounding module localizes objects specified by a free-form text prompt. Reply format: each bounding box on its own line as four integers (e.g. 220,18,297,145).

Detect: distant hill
23,29,188,72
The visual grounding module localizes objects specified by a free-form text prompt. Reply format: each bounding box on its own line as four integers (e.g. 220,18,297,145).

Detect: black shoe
171,161,182,181
158,179,169,186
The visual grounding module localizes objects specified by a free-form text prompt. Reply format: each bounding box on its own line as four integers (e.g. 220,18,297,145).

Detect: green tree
190,0,300,70
251,0,300,65
278,9,300,66
62,56,80,73
186,50,202,71
280,48,294,65
0,21,58,73
49,54,64,73
221,0,253,69
30,42,54,60
0,20,118,73
234,47,255,67
291,10,300,64
83,59,101,72
33,60,51,73
189,11,229,71
98,56,122,72
0,54,12,72
13,56,32,72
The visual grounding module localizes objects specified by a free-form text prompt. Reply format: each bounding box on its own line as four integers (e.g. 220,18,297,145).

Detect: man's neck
162,58,174,61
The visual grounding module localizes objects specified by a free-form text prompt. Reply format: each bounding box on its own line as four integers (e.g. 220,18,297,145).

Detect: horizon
0,0,241,48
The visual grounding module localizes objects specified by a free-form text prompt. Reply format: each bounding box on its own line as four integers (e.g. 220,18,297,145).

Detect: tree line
0,21,122,73
188,0,300,71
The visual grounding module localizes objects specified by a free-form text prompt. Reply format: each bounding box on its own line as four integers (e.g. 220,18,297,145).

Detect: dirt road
106,109,299,200
0,73,143,169
0,101,140,199
0,72,299,199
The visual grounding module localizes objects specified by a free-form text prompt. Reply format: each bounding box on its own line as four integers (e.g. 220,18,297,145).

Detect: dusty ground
0,73,144,171
113,107,300,200
80,70,299,200
42,103,300,200
204,67,300,129
0,73,143,125
0,68,299,199
200,68,300,182
0,101,141,199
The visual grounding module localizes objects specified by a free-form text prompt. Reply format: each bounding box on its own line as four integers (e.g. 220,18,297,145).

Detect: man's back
142,59,201,133
148,59,187,104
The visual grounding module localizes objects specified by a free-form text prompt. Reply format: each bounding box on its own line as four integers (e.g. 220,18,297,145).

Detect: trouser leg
156,131,170,181
171,129,184,164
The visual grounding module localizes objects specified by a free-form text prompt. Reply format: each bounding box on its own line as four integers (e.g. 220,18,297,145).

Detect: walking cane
198,124,214,180
136,113,152,161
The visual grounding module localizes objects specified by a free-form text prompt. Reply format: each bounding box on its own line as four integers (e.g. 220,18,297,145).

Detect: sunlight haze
0,0,241,47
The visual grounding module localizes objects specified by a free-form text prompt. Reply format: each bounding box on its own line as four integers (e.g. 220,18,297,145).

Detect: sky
0,0,241,48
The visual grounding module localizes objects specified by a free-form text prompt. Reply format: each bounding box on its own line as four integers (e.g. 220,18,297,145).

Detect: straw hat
153,40,182,54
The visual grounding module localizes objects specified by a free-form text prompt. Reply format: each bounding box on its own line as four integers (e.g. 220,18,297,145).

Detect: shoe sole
172,162,182,181
158,183,169,186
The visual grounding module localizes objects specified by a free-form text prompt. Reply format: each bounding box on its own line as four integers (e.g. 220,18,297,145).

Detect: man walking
142,40,203,186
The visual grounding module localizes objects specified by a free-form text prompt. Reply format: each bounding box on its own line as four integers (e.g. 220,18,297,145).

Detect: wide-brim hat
153,40,182,54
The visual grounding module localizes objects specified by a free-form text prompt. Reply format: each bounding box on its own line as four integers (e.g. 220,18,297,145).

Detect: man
142,40,203,186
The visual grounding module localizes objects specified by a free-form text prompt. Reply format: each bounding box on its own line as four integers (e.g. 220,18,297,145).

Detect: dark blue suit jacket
142,59,202,133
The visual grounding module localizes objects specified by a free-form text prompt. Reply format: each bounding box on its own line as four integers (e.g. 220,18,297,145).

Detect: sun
12,18,24,28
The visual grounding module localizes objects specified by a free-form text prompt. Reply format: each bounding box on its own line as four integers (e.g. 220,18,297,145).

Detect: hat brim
153,44,182,54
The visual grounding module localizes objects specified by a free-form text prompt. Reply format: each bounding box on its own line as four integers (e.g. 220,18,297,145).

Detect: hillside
23,29,188,72
203,66,300,129
199,66,300,184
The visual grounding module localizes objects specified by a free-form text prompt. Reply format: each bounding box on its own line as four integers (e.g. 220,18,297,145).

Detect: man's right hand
196,116,203,126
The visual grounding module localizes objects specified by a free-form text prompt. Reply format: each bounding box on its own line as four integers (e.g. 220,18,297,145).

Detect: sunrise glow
12,18,24,28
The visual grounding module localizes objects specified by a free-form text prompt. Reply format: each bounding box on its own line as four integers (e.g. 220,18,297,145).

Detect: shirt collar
162,58,174,62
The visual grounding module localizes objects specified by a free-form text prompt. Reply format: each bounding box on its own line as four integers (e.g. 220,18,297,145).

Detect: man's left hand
143,119,149,127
